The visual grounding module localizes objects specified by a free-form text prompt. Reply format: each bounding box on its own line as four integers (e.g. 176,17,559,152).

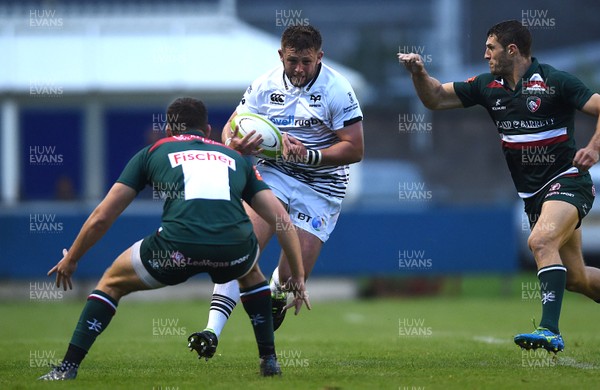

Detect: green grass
2,275,600,389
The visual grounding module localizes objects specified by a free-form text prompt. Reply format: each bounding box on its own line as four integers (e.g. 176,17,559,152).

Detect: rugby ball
231,113,282,159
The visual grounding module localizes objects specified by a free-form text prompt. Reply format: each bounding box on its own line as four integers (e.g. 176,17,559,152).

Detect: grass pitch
2,275,600,390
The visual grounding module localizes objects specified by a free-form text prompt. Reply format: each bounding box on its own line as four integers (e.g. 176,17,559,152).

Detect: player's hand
573,146,600,172
282,276,311,315
397,52,426,74
228,124,264,156
282,133,307,163
47,248,77,291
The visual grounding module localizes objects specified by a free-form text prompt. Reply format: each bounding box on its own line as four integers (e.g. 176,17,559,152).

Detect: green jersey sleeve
241,162,270,204
453,75,486,108
116,146,150,193
555,70,595,110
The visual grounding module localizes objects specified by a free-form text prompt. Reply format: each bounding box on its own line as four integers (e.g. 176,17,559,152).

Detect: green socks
69,290,118,355
537,265,566,334
240,281,275,357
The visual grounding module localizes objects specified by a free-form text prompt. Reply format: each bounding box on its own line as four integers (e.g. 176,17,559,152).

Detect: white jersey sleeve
324,68,363,131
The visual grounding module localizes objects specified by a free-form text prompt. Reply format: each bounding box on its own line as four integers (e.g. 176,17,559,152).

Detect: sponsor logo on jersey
549,182,561,191
491,98,507,111
523,81,550,92
270,115,324,128
347,92,355,104
168,150,236,169
496,118,556,130
526,96,541,112
343,92,359,113
522,74,555,95
269,93,285,105
309,94,322,107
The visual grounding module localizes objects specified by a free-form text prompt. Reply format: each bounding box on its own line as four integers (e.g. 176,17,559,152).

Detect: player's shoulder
204,139,242,157
459,72,496,85
315,63,354,89
250,65,284,91
534,59,560,74
536,61,575,81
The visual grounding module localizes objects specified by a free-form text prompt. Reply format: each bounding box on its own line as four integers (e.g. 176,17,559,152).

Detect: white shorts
258,165,342,242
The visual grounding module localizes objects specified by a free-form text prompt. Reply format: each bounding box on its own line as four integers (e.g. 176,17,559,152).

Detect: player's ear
317,50,324,62
165,124,173,137
507,43,518,56
205,124,212,139
278,49,284,62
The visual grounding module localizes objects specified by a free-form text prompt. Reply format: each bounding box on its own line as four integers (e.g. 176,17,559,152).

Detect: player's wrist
304,149,322,166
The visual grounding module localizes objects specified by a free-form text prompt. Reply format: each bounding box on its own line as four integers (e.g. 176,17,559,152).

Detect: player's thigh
528,200,579,250
96,246,154,300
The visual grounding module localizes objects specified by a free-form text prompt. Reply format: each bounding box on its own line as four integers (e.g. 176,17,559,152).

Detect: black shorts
524,173,595,230
131,231,260,286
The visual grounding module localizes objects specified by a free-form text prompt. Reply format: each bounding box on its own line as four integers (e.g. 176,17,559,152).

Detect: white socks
205,280,240,338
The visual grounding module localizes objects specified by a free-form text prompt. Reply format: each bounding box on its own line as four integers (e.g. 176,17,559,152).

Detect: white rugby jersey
236,62,363,199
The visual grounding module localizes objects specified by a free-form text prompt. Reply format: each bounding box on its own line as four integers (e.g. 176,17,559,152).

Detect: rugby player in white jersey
191,25,364,359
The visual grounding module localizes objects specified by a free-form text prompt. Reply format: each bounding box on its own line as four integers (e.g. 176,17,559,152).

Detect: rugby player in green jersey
39,97,309,380
399,20,600,354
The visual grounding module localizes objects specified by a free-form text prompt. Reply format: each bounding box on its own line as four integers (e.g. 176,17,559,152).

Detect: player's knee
95,276,131,301
237,264,265,288
527,235,543,254
93,283,124,301
527,233,555,256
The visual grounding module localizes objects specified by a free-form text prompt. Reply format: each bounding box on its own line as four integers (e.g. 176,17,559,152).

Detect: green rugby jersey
117,131,269,244
454,58,594,198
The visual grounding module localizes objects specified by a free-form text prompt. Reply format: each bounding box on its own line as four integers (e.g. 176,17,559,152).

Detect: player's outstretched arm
574,93,600,171
222,111,264,155
47,183,137,290
249,189,311,314
397,52,463,110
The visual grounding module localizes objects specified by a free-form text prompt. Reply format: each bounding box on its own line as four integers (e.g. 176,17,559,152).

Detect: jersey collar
282,63,322,93
179,129,206,138
521,57,541,81
497,57,541,92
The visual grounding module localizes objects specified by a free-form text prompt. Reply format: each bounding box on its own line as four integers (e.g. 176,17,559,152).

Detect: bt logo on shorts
297,212,326,231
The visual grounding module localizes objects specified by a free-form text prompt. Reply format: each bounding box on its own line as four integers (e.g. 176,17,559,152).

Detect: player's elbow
86,208,114,234
89,214,111,233
351,148,364,163
422,100,440,110
420,96,446,110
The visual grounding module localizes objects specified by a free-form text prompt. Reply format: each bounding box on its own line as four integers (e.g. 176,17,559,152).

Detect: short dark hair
281,25,322,52
166,97,208,135
487,20,532,57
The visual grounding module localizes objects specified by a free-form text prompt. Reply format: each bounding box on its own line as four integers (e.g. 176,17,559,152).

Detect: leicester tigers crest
526,96,541,113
